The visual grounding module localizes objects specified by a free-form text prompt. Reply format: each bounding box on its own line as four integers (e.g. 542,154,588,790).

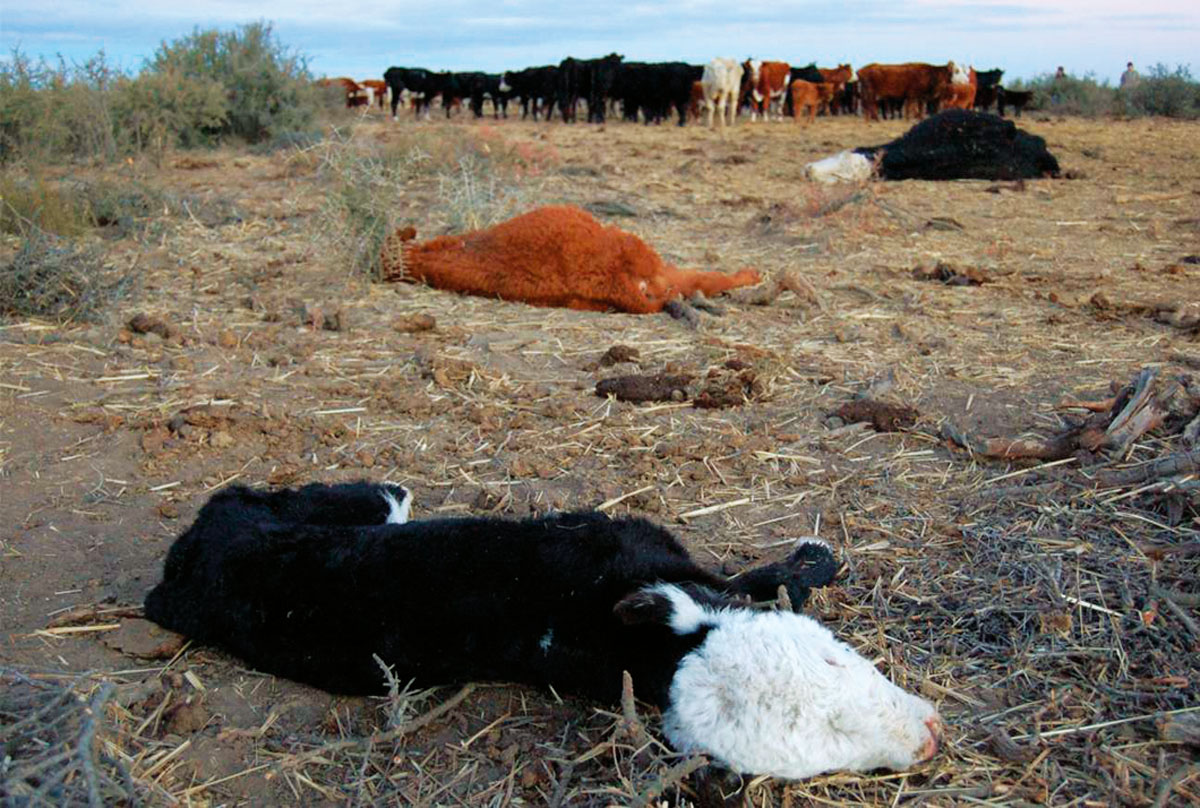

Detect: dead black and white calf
805,109,1060,183
144,481,943,780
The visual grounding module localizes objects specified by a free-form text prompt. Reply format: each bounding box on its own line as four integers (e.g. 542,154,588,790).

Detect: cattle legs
726,539,837,608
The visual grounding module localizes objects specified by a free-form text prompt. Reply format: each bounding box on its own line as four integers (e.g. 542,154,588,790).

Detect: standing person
1120,61,1140,88
1052,66,1067,105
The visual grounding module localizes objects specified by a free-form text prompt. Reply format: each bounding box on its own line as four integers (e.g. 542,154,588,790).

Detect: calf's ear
613,588,675,626
612,584,707,634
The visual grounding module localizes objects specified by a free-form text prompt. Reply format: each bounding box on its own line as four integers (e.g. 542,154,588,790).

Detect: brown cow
939,62,976,110
359,79,389,110
856,63,953,121
687,80,705,123
790,80,834,124
744,59,791,121
319,77,368,108
817,64,853,113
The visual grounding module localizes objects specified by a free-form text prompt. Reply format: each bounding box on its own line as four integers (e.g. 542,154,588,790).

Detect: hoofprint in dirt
1,111,1198,805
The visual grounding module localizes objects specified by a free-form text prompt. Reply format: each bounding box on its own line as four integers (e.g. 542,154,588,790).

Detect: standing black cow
839,80,860,115
585,53,624,123
383,67,443,119
556,57,590,123
972,69,1004,111
617,62,703,126
997,87,1033,117
464,73,512,119
503,66,558,120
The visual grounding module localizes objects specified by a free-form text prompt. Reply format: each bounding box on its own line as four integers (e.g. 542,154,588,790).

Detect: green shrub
1011,72,1117,117
1124,64,1200,119
147,22,319,144
0,50,123,163
111,69,228,155
1,22,321,164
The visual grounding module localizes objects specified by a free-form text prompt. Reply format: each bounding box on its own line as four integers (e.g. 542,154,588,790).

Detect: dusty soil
2,106,1199,806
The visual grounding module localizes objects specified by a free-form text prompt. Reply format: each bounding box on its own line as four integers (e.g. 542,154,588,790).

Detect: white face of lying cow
647,584,943,779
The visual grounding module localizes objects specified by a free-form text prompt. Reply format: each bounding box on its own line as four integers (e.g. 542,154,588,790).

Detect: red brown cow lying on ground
857,63,952,121
381,206,761,314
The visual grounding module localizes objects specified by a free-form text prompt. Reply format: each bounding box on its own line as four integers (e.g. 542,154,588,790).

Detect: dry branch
1094,448,1200,487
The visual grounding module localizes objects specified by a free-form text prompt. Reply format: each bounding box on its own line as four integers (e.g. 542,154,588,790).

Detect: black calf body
857,109,1060,180
144,483,834,703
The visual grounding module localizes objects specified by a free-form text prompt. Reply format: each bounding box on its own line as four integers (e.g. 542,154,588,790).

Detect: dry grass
1,110,1198,806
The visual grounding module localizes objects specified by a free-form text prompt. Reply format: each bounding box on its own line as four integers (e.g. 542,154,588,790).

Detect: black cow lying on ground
144,481,943,780
805,109,1060,182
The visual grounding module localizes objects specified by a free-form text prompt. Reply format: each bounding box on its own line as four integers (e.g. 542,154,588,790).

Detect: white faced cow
144,480,943,781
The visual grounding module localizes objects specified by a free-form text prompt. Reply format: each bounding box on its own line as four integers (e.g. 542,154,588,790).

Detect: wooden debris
924,216,965,231
947,367,1176,461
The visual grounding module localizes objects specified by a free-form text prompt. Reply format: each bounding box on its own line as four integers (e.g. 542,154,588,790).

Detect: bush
1124,64,1200,119
111,69,228,155
318,127,554,279
1,22,321,164
1011,72,1117,117
0,50,123,163
0,174,90,237
147,22,319,144
1008,64,1199,119
0,225,133,322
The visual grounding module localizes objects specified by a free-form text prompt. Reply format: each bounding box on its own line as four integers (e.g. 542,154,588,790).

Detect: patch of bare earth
2,108,1198,805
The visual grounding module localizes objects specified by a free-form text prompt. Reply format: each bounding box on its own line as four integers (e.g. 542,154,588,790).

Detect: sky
2,1,1196,85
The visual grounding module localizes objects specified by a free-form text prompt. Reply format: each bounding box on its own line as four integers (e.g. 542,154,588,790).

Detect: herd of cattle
321,56,1035,126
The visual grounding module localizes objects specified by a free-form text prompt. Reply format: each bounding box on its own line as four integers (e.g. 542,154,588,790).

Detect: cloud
2,1,1196,82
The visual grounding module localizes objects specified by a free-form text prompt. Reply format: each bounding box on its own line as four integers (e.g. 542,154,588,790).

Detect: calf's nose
917,715,945,762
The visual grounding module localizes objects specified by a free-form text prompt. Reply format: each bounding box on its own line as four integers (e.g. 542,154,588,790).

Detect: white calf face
652,585,942,780
805,151,874,184
380,485,412,524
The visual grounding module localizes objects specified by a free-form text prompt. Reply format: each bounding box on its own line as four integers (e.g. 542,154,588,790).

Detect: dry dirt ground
2,106,1199,806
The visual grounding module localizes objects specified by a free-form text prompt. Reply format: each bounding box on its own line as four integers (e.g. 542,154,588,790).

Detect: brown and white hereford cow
856,63,953,121
939,62,975,110
743,59,791,121
319,77,368,108
359,79,389,110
